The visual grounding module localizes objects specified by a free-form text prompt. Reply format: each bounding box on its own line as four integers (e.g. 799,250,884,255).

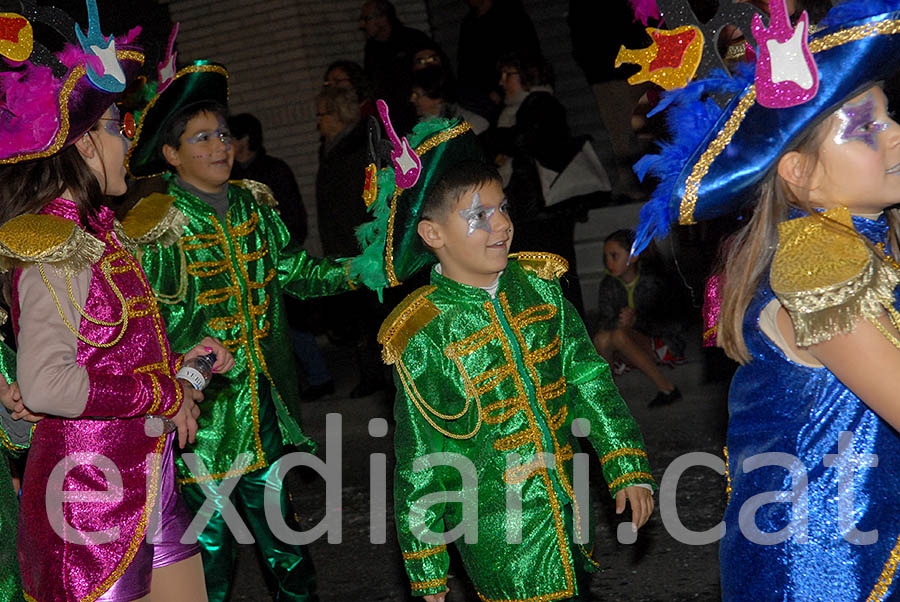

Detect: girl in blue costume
631,0,900,599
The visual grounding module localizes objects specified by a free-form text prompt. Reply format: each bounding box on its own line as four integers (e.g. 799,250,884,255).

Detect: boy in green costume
123,60,351,602
352,106,655,601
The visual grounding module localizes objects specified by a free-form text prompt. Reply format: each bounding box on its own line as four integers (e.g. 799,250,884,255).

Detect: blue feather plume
820,0,900,28
631,66,753,257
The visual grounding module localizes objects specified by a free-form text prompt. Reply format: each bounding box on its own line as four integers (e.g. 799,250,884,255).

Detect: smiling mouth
488,239,509,249
887,162,900,174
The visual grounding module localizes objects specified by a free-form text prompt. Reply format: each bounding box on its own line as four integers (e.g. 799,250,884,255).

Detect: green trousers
1,457,23,602
180,387,317,602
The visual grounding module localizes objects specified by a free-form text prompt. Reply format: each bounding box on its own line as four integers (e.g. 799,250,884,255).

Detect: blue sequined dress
721,215,900,601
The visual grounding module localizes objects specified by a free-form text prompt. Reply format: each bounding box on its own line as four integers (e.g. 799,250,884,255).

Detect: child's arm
264,205,356,300
559,296,656,495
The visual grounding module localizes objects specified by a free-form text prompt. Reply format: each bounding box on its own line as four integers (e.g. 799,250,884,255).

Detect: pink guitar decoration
752,0,818,108
377,99,422,189
157,22,179,94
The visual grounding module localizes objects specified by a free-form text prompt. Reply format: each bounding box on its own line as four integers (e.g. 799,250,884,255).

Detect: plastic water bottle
176,352,217,391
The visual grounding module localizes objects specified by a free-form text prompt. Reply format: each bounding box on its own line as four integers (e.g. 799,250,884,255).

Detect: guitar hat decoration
350,102,484,295
0,0,144,164
625,0,900,257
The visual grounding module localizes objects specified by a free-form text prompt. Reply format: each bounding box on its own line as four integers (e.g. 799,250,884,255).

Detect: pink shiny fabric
14,199,185,602
96,433,200,602
702,273,724,347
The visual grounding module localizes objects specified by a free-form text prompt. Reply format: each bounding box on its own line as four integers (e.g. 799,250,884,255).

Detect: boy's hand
185,336,236,374
423,588,449,602
615,485,654,530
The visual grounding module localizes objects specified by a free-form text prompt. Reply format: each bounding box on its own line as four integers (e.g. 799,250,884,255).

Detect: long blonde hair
717,114,900,363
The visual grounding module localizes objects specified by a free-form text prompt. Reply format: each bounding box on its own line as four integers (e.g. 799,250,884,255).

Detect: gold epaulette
377,285,439,365
771,206,899,346
513,251,569,280
118,193,189,249
232,179,278,208
0,214,104,274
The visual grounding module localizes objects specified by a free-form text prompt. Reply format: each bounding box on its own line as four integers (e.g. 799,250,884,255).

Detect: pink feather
628,0,661,25
118,26,142,45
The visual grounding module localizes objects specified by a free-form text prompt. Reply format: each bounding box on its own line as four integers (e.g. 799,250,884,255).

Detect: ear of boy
417,218,445,250
162,143,182,170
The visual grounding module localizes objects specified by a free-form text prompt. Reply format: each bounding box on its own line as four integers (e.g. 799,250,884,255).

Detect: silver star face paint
458,192,495,236
835,92,888,151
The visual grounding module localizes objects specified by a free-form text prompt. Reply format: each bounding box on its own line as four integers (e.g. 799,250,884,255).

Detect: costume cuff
403,544,449,596
599,446,655,495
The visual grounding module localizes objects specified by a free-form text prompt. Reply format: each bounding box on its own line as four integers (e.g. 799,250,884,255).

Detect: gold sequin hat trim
126,61,229,179
0,48,144,165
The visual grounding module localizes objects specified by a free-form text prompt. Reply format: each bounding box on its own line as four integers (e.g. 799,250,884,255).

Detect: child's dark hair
160,100,229,154
420,160,501,222
604,229,636,250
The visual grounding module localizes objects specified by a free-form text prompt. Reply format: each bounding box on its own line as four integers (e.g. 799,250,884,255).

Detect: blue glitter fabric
721,214,900,601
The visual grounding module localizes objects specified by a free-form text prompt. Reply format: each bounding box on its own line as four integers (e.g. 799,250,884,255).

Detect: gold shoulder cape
770,206,900,347
378,285,439,364
513,251,569,280
0,214,104,274
118,192,189,249
231,179,278,208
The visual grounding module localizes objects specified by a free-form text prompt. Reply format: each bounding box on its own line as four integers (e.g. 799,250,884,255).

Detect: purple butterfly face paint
459,192,496,236
835,93,889,151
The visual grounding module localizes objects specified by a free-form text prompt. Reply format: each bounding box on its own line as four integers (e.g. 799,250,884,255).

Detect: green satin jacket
382,254,654,601
124,176,351,483
0,338,26,602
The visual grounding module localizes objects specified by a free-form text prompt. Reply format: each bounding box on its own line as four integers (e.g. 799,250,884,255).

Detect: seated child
351,111,655,602
591,229,685,407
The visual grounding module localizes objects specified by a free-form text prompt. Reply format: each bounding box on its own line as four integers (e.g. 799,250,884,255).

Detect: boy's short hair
420,160,501,222
161,100,229,154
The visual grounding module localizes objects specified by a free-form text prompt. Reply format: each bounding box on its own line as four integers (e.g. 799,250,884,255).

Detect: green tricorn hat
125,60,229,179
350,100,485,296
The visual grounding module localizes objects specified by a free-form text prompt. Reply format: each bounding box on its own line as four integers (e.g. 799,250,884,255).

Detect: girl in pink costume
0,2,234,600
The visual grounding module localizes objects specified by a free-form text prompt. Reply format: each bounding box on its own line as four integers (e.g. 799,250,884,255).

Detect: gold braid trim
868,533,900,602
377,285,438,364
771,208,900,347
396,356,483,440
234,179,278,207
0,214,104,274
608,471,655,492
402,545,446,560
410,577,447,592
599,447,648,465
513,252,569,280
118,193,189,249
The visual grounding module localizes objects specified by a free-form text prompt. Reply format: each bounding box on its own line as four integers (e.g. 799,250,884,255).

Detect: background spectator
230,113,308,245
457,0,541,122
359,0,433,134
410,66,489,133
323,60,377,119
316,86,387,398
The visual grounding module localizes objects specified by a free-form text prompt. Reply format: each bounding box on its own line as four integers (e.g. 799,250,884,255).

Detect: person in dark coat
229,113,307,245
316,87,388,398
359,0,433,135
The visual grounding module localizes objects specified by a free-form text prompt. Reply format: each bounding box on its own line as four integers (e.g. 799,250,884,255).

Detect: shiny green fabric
392,260,654,600
0,342,24,601
136,176,351,482
179,383,317,602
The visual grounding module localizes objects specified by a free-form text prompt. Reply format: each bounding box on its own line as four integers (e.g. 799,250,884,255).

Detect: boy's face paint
458,192,499,236
835,92,888,151
165,111,235,193
428,181,513,288
807,85,900,214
